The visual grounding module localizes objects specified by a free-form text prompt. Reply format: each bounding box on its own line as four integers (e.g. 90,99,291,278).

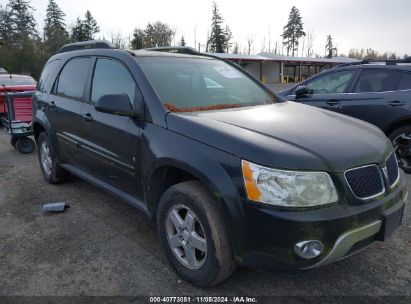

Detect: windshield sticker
213,66,242,79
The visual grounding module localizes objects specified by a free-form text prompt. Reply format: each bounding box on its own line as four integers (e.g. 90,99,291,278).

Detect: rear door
47,57,93,165
337,68,410,130
78,57,142,196
287,69,358,110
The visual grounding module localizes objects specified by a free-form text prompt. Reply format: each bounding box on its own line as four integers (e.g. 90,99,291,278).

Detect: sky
2,0,411,57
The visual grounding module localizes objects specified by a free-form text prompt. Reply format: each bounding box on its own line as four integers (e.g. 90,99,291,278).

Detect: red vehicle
0,74,36,123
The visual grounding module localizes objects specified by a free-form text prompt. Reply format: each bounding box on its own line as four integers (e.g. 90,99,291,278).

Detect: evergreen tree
179,36,186,46
130,28,145,49
44,0,68,54
232,42,239,54
5,0,38,47
71,11,99,42
281,6,305,56
0,5,13,46
0,1,46,78
71,17,85,42
325,35,337,58
82,10,99,40
208,2,225,53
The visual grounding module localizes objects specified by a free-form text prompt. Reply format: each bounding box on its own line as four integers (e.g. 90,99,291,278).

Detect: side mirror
295,85,309,98
95,94,135,117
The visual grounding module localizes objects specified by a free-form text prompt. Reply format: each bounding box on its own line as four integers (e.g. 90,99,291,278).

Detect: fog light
294,240,324,259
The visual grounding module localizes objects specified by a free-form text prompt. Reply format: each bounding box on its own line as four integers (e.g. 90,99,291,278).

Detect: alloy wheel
165,204,208,270
40,141,52,176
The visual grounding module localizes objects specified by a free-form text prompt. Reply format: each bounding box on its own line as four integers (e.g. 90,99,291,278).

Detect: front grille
386,153,399,187
345,165,384,199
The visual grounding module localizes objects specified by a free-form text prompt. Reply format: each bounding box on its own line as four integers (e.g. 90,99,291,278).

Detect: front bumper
224,172,407,271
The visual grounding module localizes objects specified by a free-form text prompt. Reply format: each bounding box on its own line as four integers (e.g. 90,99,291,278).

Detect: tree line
0,0,406,80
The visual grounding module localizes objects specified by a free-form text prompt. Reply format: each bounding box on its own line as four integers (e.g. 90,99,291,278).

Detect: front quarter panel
140,122,243,199
139,122,248,257
140,122,246,214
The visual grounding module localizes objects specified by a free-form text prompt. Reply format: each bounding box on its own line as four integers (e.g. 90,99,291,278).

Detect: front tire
157,181,235,287
37,132,69,184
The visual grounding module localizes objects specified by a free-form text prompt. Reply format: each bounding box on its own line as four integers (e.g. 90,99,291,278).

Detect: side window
304,70,356,94
354,69,402,93
37,60,60,93
56,57,91,99
91,58,136,104
397,73,411,90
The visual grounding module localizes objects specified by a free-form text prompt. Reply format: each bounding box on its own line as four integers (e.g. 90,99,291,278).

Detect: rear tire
37,132,69,184
157,181,235,287
389,126,411,173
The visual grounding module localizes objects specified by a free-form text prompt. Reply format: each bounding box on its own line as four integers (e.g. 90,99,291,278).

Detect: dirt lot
0,131,410,299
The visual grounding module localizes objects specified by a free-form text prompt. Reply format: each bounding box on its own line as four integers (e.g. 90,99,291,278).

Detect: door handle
387,100,406,107
82,113,93,121
326,99,340,107
49,101,56,109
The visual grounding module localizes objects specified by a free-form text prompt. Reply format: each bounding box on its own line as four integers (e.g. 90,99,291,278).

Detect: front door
288,69,358,112
79,57,142,197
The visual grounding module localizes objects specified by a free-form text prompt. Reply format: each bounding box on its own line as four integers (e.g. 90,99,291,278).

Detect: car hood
165,101,393,172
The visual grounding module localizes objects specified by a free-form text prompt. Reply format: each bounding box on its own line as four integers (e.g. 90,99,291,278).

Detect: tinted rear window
37,60,61,93
56,57,91,99
0,76,36,86
397,73,411,90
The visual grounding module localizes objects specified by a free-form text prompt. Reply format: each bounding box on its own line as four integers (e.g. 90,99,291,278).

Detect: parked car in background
32,41,406,287
0,74,37,123
0,67,8,74
279,58,411,172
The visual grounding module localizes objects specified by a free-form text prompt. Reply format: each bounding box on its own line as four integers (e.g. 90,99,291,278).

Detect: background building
208,53,359,84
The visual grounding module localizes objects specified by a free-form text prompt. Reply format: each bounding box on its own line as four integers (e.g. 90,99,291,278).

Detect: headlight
242,160,338,207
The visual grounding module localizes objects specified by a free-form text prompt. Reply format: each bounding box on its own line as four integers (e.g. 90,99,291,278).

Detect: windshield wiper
164,103,247,112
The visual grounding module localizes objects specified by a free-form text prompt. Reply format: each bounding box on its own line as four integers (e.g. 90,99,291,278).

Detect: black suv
33,41,407,287
278,59,411,172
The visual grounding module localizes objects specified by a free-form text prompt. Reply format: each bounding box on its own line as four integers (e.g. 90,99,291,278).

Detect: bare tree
247,34,254,55
205,30,210,52
261,36,266,53
306,29,315,57
193,23,198,48
171,25,177,45
110,31,125,49
144,21,175,47
267,26,272,53
300,35,305,57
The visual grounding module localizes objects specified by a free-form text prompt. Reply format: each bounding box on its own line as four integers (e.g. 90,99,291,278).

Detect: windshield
138,57,276,112
0,75,36,86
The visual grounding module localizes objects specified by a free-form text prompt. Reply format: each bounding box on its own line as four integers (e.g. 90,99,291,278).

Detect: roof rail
143,46,200,55
339,57,411,67
58,40,115,53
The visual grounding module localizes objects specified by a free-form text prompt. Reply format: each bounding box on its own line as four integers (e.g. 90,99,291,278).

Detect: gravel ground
0,131,410,299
